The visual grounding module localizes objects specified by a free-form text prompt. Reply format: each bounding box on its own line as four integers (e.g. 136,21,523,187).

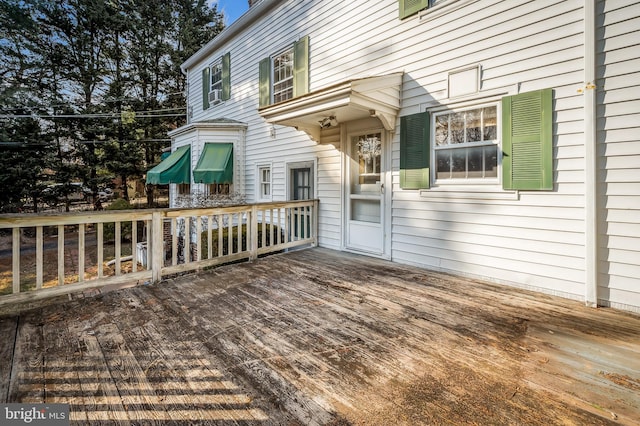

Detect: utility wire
0,113,185,118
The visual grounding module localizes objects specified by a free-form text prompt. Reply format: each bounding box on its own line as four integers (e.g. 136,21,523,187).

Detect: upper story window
202,52,230,110
272,47,294,104
433,105,498,182
210,60,223,94
259,36,309,107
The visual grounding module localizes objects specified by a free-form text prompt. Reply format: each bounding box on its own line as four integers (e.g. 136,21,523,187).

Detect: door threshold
343,247,389,260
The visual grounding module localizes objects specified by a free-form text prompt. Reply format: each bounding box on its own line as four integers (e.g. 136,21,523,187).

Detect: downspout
584,0,598,307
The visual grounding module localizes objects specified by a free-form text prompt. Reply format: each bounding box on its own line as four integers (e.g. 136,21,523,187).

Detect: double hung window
258,166,272,200
434,105,498,182
210,60,223,94
259,36,309,107
202,52,230,110
399,89,553,191
272,47,294,104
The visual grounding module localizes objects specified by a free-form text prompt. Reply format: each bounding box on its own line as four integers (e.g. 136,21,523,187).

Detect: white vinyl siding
181,0,640,311
387,0,586,300
596,0,640,310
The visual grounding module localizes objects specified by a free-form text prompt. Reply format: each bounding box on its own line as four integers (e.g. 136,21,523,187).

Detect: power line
0,113,185,119
0,139,171,146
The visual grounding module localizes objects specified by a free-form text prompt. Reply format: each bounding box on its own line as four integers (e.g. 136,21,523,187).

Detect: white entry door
346,131,385,254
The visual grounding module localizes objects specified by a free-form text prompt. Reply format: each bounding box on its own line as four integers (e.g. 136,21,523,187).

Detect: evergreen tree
0,0,225,212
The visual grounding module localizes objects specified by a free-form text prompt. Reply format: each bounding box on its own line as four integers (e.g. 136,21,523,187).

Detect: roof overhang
259,72,403,142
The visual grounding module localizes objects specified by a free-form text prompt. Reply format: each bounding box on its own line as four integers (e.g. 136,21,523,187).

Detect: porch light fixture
319,115,338,128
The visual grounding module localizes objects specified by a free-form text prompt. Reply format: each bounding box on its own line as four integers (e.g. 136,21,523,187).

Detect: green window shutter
399,0,428,19
202,67,210,110
221,52,231,101
293,35,309,98
502,88,553,190
259,57,271,108
400,111,430,189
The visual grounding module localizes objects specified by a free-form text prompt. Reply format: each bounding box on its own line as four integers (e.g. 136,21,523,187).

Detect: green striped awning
146,145,191,185
193,143,233,184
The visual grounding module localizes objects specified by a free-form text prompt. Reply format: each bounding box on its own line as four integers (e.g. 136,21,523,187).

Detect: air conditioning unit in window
208,89,222,105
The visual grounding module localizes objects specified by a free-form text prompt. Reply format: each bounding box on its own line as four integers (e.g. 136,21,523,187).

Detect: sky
213,0,250,26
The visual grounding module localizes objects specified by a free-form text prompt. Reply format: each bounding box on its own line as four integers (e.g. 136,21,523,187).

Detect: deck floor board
1,247,639,425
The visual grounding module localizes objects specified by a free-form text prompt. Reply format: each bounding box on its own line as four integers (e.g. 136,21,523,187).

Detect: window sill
419,186,519,201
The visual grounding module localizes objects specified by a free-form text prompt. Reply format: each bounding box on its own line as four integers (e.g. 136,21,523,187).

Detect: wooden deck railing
0,200,318,306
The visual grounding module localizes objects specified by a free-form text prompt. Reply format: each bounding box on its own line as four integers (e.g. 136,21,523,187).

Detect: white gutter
181,0,287,72
584,0,598,307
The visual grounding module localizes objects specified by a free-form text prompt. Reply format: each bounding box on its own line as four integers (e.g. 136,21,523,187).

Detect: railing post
12,228,20,294
249,204,258,260
151,211,164,283
313,200,319,247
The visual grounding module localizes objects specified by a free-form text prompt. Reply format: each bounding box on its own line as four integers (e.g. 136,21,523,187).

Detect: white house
148,0,640,313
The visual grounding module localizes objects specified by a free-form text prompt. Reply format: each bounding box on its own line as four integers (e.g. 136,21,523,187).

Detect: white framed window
433,104,499,183
272,46,294,103
210,60,222,93
257,165,272,201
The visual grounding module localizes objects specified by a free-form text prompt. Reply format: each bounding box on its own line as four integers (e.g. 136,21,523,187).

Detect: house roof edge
182,0,287,71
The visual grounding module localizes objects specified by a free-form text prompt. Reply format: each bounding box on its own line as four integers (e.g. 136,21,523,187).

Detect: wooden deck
1,248,639,425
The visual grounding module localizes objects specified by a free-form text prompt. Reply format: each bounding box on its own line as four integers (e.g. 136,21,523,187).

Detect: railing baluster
184,217,191,263
196,215,202,262
36,226,43,289
250,206,257,260
269,209,274,247
217,214,223,258
276,208,281,245
115,221,121,276
313,200,319,246
285,207,290,244
171,218,178,266
12,228,20,294
98,223,104,278
132,220,138,272
151,211,163,283
227,214,232,255
58,225,64,286
207,215,213,260
237,213,242,253
78,224,85,282
261,211,266,249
